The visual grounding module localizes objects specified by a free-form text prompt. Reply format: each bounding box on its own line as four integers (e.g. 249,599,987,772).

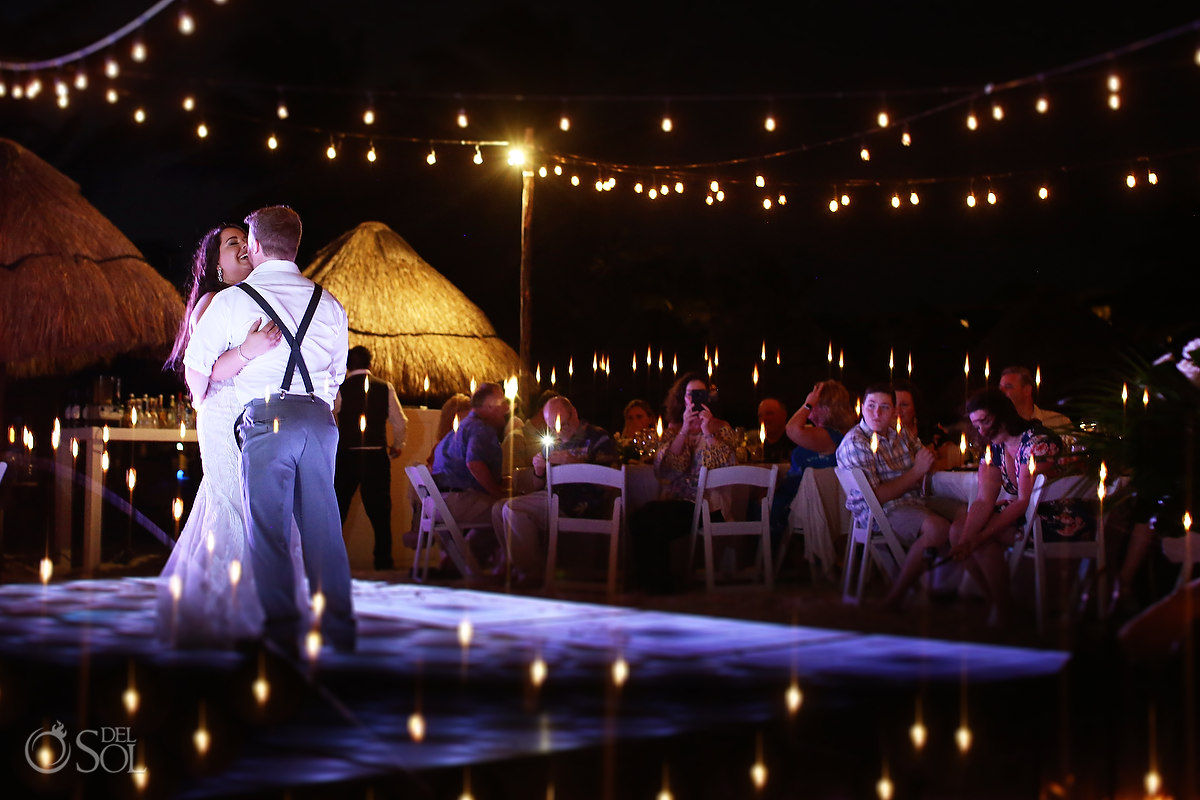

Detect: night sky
3,1,1199,427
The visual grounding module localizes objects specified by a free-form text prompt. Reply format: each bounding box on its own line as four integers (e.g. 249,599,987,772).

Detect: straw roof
0,138,184,378
304,221,521,399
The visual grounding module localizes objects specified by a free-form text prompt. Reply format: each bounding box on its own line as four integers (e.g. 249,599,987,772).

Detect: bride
157,223,306,646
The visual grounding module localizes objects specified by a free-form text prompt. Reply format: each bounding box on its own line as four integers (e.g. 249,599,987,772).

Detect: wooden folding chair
835,467,910,605
688,464,777,591
1007,473,1110,635
404,463,488,582
544,463,626,594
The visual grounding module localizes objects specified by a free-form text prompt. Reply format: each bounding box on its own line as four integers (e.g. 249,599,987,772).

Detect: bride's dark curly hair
164,223,246,375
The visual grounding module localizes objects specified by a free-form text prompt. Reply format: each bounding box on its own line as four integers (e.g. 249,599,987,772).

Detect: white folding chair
544,463,626,594
1008,473,1109,635
688,464,777,591
835,467,910,605
404,463,487,582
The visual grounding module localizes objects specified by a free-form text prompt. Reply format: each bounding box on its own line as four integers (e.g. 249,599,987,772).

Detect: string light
841,193,850,205
1147,169,1158,184
1038,185,1049,200
363,107,376,125
570,174,580,186
182,95,195,111
777,193,786,204
178,9,195,35
661,114,673,132
764,113,776,131
1035,94,1049,113
1107,73,1121,92
106,87,118,103
326,141,337,159
426,147,436,165
900,128,912,146
966,110,978,130
859,145,870,161
473,145,483,164
648,187,658,199
755,174,765,188
134,107,146,123
876,110,889,127
366,143,376,162
553,165,562,175
634,182,643,193
986,189,997,205
456,109,468,128
966,191,976,207
710,180,720,192
909,190,919,205
73,69,87,90
1108,92,1121,110
828,198,839,212
1126,171,1136,188
559,114,570,131
131,39,147,63
537,165,547,177
890,193,900,208
991,102,1004,120
276,100,289,119
762,197,771,209
196,122,208,138
267,133,278,150
105,58,119,78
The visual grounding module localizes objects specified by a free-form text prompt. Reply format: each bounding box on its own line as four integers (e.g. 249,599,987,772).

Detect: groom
184,205,354,655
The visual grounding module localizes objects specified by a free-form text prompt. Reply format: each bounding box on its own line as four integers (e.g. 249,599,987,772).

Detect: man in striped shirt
836,383,949,610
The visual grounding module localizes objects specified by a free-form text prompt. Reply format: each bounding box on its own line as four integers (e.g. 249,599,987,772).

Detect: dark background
3,1,1199,432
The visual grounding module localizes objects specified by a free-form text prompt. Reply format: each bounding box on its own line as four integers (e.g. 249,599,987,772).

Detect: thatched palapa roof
0,138,184,378
304,221,521,400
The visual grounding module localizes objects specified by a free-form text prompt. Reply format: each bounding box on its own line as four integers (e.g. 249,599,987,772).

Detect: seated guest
621,398,657,439
426,393,471,467
430,382,510,564
519,390,560,464
836,383,948,610
630,372,736,592
499,396,619,586
758,397,796,463
768,381,856,542
892,379,923,452
948,388,1063,627
999,366,1072,430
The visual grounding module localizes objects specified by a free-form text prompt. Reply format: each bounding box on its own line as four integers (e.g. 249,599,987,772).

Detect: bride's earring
216,266,224,283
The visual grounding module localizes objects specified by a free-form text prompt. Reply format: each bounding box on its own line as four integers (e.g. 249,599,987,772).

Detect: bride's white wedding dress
156,378,307,647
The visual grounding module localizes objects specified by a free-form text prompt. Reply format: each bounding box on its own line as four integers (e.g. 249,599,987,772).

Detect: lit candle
752,364,759,387
907,352,912,376
785,681,802,714
776,348,781,366
672,354,678,375
827,341,833,377
550,366,556,386
963,354,970,404
172,497,184,539
1122,382,1128,428
870,431,879,453
1143,386,1150,409
194,704,210,756
759,422,766,444
838,349,844,379
123,662,140,716
959,433,967,463
253,652,270,706
761,341,767,361
889,348,894,382
536,364,541,384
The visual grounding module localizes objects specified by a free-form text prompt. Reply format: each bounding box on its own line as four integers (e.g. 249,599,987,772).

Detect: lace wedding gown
156,378,307,647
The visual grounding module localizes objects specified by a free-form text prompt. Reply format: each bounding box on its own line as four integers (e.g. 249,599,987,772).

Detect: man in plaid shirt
836,383,950,610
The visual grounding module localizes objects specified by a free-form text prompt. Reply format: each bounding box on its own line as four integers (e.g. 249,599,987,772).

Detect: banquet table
55,425,198,571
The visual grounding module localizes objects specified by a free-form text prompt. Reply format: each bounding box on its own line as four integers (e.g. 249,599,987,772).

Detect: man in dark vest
333,345,408,569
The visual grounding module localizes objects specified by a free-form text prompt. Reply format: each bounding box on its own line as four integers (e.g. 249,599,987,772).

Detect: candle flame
877,776,894,800
656,417,663,437
751,762,767,790
408,712,426,741
272,418,280,434
1099,461,1108,482
40,557,53,584
550,366,556,385
1143,386,1150,408
839,349,844,369
453,415,460,433
827,342,833,363
131,406,138,427
959,433,967,454
569,356,574,376
52,419,61,450
71,438,79,458
423,375,430,392
632,353,638,372
555,414,562,433
752,364,759,385
984,358,990,381
1035,365,1041,387
173,497,184,521
593,352,598,371
672,354,678,374
253,676,270,706
458,618,474,647
896,416,902,434
305,630,322,659
169,574,182,601
985,446,992,465
229,559,241,587
776,348,781,366
785,682,802,714
1122,382,1128,403
955,725,972,753
761,341,767,360
647,345,652,366
1144,770,1162,796
1029,455,1037,475
907,353,913,375
530,656,548,687
123,685,140,715
889,348,894,370
359,414,367,433
470,377,477,394
102,424,110,443
713,347,719,367
362,374,369,393
963,354,970,376
206,530,215,554
180,421,186,438
870,431,879,453
759,422,766,443
102,450,110,472
909,721,927,750
127,468,137,491
1184,511,1192,532
312,591,326,620
536,364,541,383
611,656,629,687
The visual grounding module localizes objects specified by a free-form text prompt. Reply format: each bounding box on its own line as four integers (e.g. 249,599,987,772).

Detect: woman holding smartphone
630,371,736,592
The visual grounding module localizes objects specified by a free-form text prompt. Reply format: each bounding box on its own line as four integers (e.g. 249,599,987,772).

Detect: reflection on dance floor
0,579,1070,798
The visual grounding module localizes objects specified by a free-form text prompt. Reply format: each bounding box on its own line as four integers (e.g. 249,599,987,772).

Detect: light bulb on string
777,193,786,205
762,197,772,209
1038,185,1048,200
26,76,41,98
559,113,570,131
876,110,889,127
456,109,468,128
538,165,547,177
553,165,562,175
54,79,68,98
10,84,21,99
267,134,278,150
901,128,911,146
828,197,839,212
134,107,146,124
1108,92,1121,110
986,189,997,205
661,114,673,132
706,195,714,206
366,143,377,163
716,190,724,202
106,87,118,103
909,190,919,205
105,58,120,78
755,174,765,188
56,93,68,109
710,180,720,192
326,141,337,160
841,193,850,206
890,193,900,209
991,102,1004,120
966,191,976,208
634,182,643,194
131,39,147,62
182,95,195,111
363,107,375,125
648,187,658,199
1035,94,1049,113
764,113,776,131
859,145,870,161
1147,169,1158,185
74,69,87,90
1126,172,1136,188
276,99,289,119
426,147,436,165
196,122,208,138
595,179,604,192
570,174,580,186
1107,73,1121,92
178,9,195,35
473,145,483,165
966,110,978,130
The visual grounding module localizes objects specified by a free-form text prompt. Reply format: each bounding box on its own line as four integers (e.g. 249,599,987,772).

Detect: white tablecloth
788,467,852,579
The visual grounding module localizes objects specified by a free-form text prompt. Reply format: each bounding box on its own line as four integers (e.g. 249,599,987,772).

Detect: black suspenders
237,283,324,400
